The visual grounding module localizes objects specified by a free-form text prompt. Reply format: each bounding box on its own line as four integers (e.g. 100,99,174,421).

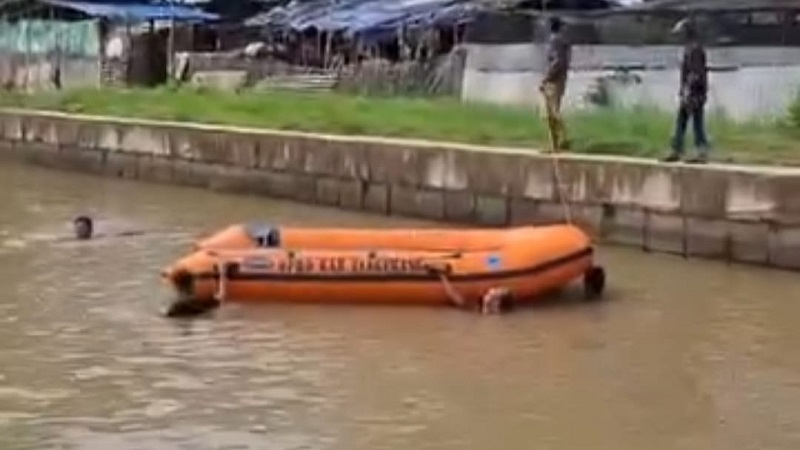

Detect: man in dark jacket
539,16,571,151
663,18,710,163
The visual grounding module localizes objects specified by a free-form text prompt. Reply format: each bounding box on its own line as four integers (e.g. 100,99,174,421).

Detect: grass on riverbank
1,87,799,165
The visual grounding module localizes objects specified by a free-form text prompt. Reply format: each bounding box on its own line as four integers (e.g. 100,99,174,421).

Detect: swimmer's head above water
480,287,513,315
73,215,93,240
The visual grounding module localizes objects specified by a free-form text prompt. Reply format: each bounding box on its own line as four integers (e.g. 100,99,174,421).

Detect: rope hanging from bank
550,151,573,224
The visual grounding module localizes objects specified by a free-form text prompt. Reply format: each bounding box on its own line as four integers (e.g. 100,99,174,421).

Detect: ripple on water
151,373,209,391
48,425,333,450
114,356,186,366
143,399,185,419
0,412,38,427
0,386,77,403
71,366,132,382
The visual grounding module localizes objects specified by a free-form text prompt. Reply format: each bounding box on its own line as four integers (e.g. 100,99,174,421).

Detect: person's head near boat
73,215,94,240
480,286,513,315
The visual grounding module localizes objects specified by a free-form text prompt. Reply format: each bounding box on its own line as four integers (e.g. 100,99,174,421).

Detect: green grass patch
2,86,799,165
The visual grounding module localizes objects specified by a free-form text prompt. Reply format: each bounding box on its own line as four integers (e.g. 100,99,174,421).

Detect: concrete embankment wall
0,109,799,270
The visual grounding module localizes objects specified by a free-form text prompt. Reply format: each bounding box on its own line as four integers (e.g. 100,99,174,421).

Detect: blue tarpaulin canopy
41,0,219,22
260,0,481,39
353,2,479,39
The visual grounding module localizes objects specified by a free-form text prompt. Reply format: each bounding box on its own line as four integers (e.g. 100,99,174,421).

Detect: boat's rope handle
550,153,573,224
423,261,472,308
214,261,229,303
422,260,453,275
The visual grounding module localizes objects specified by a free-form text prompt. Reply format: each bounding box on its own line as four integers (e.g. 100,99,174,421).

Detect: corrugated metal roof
254,0,480,36
490,0,619,9
41,0,219,21
623,0,800,11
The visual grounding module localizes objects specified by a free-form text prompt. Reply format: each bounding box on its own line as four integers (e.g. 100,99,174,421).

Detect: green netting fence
0,20,100,57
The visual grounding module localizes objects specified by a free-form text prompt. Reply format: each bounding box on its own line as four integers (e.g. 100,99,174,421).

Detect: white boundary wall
461,44,800,121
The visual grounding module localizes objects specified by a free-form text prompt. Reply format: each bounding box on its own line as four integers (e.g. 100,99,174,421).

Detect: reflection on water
1,162,800,450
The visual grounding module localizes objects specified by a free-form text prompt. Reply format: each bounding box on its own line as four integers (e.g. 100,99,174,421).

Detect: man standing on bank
539,15,571,152
663,17,710,164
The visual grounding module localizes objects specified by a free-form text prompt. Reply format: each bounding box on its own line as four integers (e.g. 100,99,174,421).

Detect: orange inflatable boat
162,224,605,308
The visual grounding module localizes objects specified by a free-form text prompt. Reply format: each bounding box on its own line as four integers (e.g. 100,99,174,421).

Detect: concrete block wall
0,109,799,270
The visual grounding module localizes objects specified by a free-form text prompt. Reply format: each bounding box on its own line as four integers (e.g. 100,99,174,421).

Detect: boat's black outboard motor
164,269,221,318
165,297,220,318
244,222,281,248
583,266,606,301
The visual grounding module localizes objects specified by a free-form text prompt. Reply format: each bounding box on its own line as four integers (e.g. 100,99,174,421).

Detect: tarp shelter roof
257,0,482,36
40,0,220,21
486,0,619,9
618,0,800,11
355,2,480,39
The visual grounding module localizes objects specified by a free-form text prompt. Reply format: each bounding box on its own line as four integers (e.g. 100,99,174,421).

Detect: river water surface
1,161,799,450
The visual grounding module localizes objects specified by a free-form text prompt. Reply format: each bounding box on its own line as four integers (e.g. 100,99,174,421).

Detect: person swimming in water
72,215,146,240
2,215,147,249
73,215,93,240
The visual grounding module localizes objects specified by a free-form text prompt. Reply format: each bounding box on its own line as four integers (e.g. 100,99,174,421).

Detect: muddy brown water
0,161,799,450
